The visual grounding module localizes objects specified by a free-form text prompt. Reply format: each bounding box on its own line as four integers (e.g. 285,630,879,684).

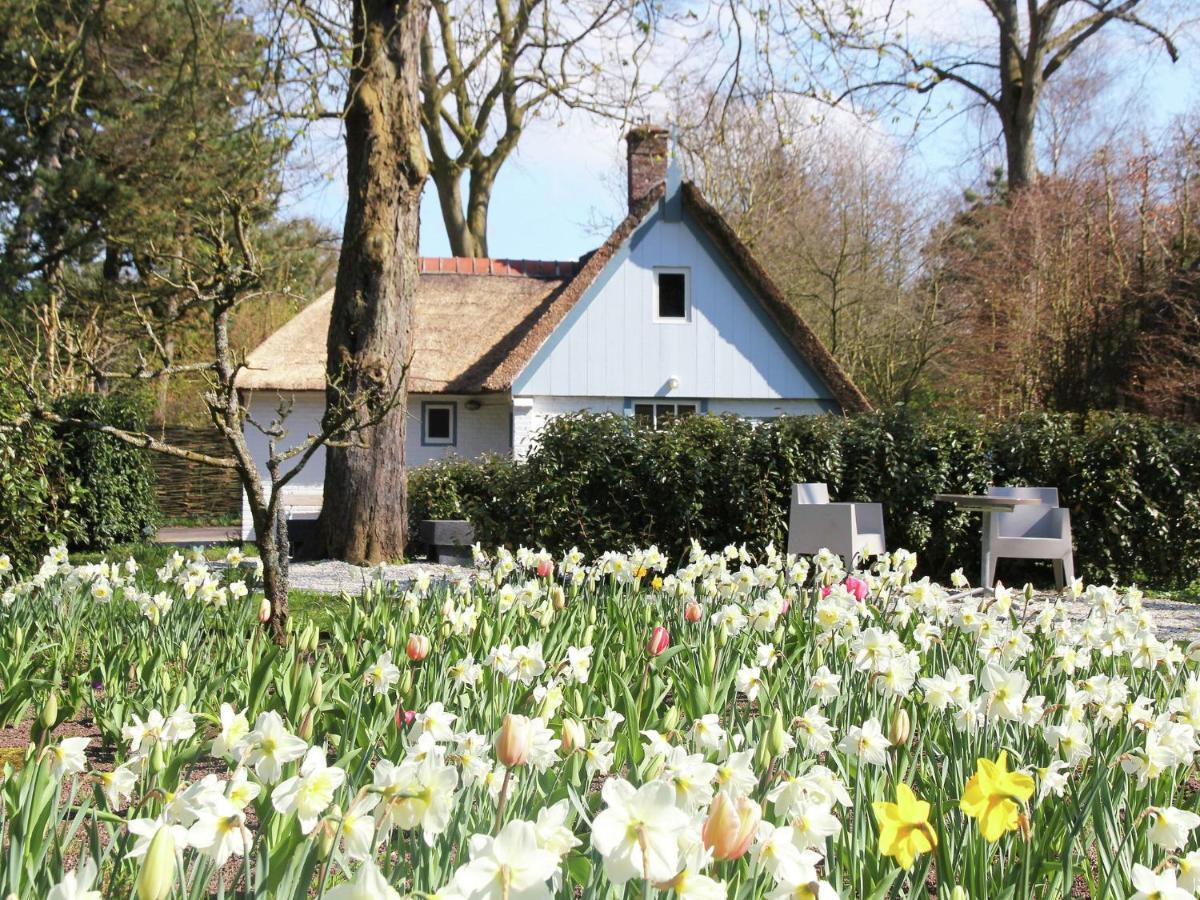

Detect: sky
281,3,1200,264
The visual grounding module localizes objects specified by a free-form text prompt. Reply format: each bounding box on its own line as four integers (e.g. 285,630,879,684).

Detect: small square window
422,402,456,445
655,269,689,320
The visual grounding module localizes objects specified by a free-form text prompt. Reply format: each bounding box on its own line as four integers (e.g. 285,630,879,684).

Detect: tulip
394,707,416,729
40,691,58,730
844,576,869,601
495,713,534,767
137,826,177,900
684,601,703,623
536,558,553,578
890,707,912,746
257,596,272,623
406,634,431,662
702,792,761,861
647,626,670,657
561,718,586,753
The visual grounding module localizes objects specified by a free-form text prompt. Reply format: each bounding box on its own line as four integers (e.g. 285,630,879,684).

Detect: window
422,402,456,446
654,268,689,320
633,401,698,430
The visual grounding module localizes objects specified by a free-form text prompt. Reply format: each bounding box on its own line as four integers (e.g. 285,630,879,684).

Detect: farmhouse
236,127,868,538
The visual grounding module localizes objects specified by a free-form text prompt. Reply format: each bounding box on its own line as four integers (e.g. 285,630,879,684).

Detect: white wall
513,208,837,402
512,395,625,459
240,391,511,538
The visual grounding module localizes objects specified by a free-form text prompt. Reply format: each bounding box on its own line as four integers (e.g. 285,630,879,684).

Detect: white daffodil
591,778,691,885
243,710,308,783
1149,806,1200,851
326,860,401,900
47,859,101,900
450,820,559,900
46,736,90,779
212,703,250,759
187,794,252,867
837,718,890,766
1130,863,1194,900
373,755,460,846
364,651,401,695
271,745,346,834
340,793,382,861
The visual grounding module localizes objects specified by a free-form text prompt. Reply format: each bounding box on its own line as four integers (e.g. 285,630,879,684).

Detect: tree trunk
318,0,429,565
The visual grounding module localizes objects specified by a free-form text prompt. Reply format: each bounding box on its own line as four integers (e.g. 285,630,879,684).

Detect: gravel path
286,559,469,595
285,563,1200,641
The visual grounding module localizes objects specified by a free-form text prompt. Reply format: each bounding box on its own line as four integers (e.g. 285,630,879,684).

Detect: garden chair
982,486,1075,590
786,482,886,565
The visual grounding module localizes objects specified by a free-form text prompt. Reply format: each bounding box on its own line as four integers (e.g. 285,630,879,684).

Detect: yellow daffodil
960,751,1035,841
873,783,937,869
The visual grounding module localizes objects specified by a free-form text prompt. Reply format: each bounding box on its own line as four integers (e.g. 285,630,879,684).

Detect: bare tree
4,201,403,639
420,0,655,256
679,103,955,404
681,0,1182,193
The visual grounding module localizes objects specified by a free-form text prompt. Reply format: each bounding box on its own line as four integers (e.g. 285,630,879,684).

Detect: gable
513,203,837,402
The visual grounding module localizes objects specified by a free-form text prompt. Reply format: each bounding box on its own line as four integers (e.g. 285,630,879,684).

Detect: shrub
407,408,1200,588
0,387,83,567
53,392,159,550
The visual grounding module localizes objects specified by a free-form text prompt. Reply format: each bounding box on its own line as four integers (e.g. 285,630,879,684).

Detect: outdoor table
933,493,1043,591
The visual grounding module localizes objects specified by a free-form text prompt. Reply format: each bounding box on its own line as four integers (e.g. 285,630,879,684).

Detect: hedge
0,390,159,566
408,408,1200,589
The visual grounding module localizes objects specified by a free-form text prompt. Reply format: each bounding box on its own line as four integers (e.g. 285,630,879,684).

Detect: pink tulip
406,634,431,662
845,576,869,601
647,626,670,656
536,558,553,579
684,601,703,623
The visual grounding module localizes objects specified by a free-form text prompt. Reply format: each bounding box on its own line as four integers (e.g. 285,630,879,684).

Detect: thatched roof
236,258,576,394
238,184,870,413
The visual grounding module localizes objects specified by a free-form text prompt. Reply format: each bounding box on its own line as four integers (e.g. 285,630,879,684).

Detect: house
236,127,869,539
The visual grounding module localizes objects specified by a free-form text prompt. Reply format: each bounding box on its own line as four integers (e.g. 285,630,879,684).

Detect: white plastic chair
786,482,886,565
983,486,1075,589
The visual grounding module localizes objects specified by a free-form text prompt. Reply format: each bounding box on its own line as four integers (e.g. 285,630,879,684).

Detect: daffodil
959,751,1034,841
873,783,937,869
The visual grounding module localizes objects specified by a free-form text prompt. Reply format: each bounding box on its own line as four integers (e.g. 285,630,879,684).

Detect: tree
678,103,955,405
0,0,285,421
687,0,1182,193
420,0,654,256
6,201,401,640
316,0,429,564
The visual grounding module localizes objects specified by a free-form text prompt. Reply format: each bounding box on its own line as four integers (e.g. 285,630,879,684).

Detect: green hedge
53,393,159,549
408,408,1200,589
0,390,159,566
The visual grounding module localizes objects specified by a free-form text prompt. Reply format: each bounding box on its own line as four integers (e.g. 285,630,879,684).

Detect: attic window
422,402,456,446
655,268,689,321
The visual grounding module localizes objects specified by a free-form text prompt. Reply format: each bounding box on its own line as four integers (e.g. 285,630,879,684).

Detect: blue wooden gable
512,198,839,402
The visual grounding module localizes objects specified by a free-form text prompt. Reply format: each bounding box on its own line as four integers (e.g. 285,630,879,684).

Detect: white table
934,494,1043,590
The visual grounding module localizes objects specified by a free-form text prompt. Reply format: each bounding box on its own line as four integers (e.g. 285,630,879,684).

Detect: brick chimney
626,125,669,211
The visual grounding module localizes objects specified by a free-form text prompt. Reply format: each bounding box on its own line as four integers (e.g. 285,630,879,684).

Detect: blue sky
282,17,1198,264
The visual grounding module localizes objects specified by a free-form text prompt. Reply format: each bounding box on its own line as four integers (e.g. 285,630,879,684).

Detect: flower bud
400,670,413,696
40,691,58,729
536,558,553,579
137,826,177,900
150,740,165,774
406,634,431,662
257,596,271,623
495,713,533,767
647,626,670,657
179,641,189,663
561,718,586,753
684,601,703,623
702,792,761,861
889,707,912,747
662,706,681,733
298,707,315,742
386,623,397,646
311,676,324,707
551,585,566,610
766,710,789,758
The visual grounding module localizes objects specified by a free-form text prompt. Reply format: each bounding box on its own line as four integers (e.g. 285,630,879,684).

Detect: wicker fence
150,426,242,523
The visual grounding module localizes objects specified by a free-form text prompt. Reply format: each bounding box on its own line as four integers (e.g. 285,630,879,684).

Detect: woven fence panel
150,427,242,523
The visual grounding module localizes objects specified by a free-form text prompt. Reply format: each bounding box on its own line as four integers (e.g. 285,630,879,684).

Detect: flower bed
1,543,1198,898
